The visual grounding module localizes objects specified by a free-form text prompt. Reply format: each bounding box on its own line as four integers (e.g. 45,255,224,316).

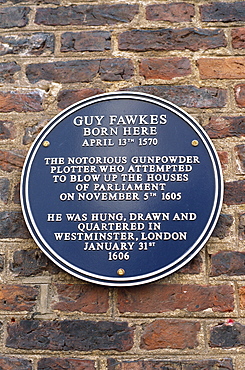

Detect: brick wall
0,1,245,369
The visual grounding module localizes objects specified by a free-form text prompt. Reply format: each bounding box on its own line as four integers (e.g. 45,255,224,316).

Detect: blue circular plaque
21,92,223,286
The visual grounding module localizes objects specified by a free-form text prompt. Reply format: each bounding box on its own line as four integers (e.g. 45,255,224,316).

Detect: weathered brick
57,88,104,110
146,3,195,22
178,253,202,274
0,178,10,204
200,2,245,22
140,319,200,349
210,322,245,348
61,31,111,52
35,4,138,26
107,358,234,370
205,116,245,138
235,84,245,107
139,57,191,80
232,27,245,49
239,287,245,309
13,182,20,204
0,211,30,239
0,0,58,3
0,284,38,311
100,59,134,81
26,60,100,84
119,28,226,52
235,144,245,173
6,319,134,351
0,33,54,56
23,119,48,145
0,91,43,112
0,150,24,172
0,121,16,140
210,251,245,276
198,57,245,79
0,254,4,272
239,213,245,240
124,86,227,108
52,284,109,313
38,358,95,370
211,214,233,239
0,62,20,82
0,7,30,28
117,284,234,313
10,249,60,276
218,151,229,170
0,357,32,370
224,180,245,205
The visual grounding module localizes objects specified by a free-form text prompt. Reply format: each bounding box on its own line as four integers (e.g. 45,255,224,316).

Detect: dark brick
107,358,234,370
211,214,233,239
0,357,32,370
0,149,25,172
0,254,4,272
23,119,48,145
52,284,109,313
0,0,58,3
6,319,134,351
57,88,104,110
200,2,245,22
224,180,245,205
118,28,226,52
178,253,202,274
13,182,20,204
139,57,191,80
239,213,245,239
235,84,245,107
0,62,20,82
140,319,200,349
10,249,60,276
0,7,30,28
210,251,245,276
210,322,245,348
235,144,245,173
0,178,10,204
35,4,138,26
38,358,95,370
0,211,30,239
205,116,245,138
232,27,245,48
99,58,134,81
61,31,111,52
146,3,195,22
123,86,227,108
117,284,234,313
0,91,43,112
0,121,16,140
26,60,100,84
0,284,38,311
0,33,54,56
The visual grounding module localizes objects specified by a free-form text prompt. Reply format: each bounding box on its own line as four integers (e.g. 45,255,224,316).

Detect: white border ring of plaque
21,92,223,286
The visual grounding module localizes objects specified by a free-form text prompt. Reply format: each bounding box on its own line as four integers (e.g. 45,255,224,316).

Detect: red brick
6,319,134,351
235,144,245,173
117,284,234,313
218,151,229,170
205,116,245,138
0,149,24,172
35,4,138,26
146,3,194,22
232,27,245,48
38,358,95,370
0,357,32,370
139,57,191,80
0,91,43,112
140,319,200,349
0,121,16,140
198,57,245,79
200,2,245,22
57,88,104,110
52,284,109,313
235,84,245,107
61,31,111,52
224,180,245,205
0,284,38,311
119,28,226,52
178,253,202,274
210,251,245,276
0,7,30,28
